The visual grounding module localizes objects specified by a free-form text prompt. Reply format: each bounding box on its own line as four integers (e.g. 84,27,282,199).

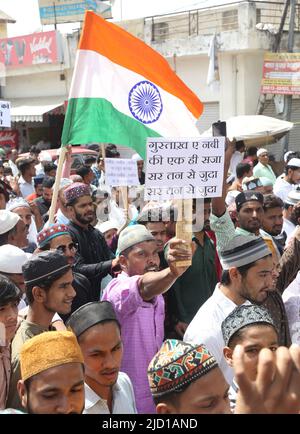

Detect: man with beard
64,183,118,301
261,195,285,256
17,331,85,414
37,223,94,319
35,176,55,222
0,276,21,410
165,198,218,339
6,197,43,252
102,224,192,413
67,301,137,414
0,210,27,250
6,251,76,409
184,235,273,385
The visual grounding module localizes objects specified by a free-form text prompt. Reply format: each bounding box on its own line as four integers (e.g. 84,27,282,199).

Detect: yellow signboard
261,52,300,95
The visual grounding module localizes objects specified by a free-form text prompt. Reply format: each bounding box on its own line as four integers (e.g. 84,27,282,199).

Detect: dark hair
236,163,251,179
228,323,278,349
286,152,300,165
291,202,300,225
3,167,13,176
0,224,18,247
76,165,91,179
0,274,21,306
263,194,283,211
285,164,300,176
17,158,35,175
29,146,40,156
220,260,261,286
42,176,55,189
84,156,96,165
152,382,192,407
25,267,70,305
245,147,258,157
235,141,245,152
43,162,57,175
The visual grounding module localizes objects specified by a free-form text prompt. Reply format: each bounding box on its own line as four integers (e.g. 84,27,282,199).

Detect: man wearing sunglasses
37,223,94,321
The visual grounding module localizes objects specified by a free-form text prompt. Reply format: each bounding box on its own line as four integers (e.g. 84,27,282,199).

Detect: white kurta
84,371,137,414
282,271,300,345
184,284,250,385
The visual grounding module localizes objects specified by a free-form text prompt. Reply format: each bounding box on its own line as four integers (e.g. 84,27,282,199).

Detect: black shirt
68,221,114,300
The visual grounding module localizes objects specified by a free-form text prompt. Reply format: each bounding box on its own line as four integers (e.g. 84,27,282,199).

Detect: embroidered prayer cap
257,148,268,157
148,339,218,398
22,250,70,286
0,244,30,274
221,304,276,346
0,210,20,234
66,301,120,337
20,331,84,381
117,224,155,254
37,223,70,248
219,235,271,270
6,197,30,211
64,182,91,205
235,191,264,212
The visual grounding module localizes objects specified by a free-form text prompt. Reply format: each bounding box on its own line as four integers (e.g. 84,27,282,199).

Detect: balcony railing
145,1,300,43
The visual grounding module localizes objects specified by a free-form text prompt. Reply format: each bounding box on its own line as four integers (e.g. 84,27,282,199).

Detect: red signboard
0,31,62,68
0,130,19,149
261,52,300,95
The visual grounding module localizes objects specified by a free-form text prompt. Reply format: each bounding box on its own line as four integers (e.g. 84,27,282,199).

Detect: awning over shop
10,97,65,122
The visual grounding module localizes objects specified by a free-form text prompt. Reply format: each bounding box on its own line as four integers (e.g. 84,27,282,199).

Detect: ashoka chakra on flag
128,81,163,124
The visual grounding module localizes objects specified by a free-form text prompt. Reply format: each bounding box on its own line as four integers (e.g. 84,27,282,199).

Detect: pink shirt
102,272,165,414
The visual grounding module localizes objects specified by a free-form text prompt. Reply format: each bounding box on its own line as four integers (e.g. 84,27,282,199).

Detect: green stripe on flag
61,98,161,159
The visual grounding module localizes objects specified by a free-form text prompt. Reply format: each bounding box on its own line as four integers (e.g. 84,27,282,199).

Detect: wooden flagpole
175,198,193,267
48,146,67,224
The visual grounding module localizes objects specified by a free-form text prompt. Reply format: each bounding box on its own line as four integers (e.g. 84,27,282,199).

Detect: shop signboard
0,130,19,149
38,0,112,25
261,52,300,95
0,101,11,128
0,31,63,68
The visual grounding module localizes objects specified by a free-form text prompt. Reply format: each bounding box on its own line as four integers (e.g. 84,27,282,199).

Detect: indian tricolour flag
61,11,203,158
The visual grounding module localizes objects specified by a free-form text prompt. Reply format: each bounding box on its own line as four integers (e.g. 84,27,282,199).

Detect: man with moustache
64,183,118,301
0,210,28,250
102,224,192,413
67,301,137,414
165,198,218,338
37,223,94,319
6,197,43,251
17,331,85,414
6,251,76,409
0,276,21,410
184,235,274,385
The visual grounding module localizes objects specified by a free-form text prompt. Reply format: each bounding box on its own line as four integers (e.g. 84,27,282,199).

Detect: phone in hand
212,120,227,137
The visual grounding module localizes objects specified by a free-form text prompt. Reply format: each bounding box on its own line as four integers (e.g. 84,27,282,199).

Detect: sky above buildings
0,0,235,36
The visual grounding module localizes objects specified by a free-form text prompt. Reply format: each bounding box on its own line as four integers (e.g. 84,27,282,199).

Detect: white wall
2,70,69,99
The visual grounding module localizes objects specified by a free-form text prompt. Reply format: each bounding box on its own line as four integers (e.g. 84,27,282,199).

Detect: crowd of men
1,140,300,414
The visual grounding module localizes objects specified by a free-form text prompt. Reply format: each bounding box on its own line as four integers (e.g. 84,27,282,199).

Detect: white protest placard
0,100,11,128
105,158,139,187
145,137,225,200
